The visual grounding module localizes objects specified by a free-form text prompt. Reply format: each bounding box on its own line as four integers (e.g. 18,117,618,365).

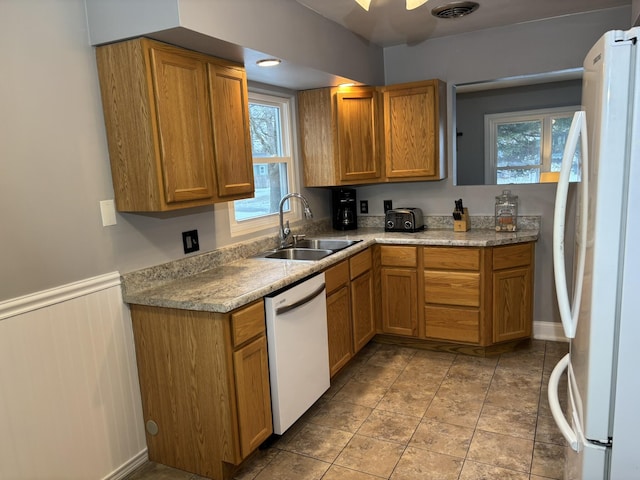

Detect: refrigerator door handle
548,353,581,452
553,110,589,339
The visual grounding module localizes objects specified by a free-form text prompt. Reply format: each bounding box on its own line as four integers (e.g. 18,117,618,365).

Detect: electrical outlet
360,200,368,214
182,230,199,254
384,200,393,212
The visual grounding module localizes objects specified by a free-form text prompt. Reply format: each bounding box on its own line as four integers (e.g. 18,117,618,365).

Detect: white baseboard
103,449,148,480
533,321,569,342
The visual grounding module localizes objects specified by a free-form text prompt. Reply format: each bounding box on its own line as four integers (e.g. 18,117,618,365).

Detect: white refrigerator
549,27,640,479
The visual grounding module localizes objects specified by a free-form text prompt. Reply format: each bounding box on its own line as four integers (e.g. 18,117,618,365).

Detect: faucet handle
292,234,306,246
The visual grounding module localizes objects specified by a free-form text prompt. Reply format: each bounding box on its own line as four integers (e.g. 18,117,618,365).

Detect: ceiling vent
431,1,479,19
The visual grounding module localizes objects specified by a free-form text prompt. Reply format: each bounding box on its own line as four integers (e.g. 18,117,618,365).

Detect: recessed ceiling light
256,58,281,67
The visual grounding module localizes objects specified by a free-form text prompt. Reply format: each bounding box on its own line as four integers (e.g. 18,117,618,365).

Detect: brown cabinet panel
233,335,273,458
380,245,417,267
207,63,254,199
326,285,353,377
493,266,533,342
336,89,381,182
493,243,533,270
381,267,418,336
382,80,446,181
423,246,480,271
424,271,480,307
231,300,266,347
424,305,480,343
350,248,373,280
351,270,375,352
325,259,350,294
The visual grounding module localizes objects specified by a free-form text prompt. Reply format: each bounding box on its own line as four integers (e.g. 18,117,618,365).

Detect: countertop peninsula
122,224,539,314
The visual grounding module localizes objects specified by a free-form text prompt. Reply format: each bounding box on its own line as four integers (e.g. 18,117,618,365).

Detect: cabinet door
326,285,353,377
207,63,255,199
381,267,418,336
233,335,273,459
383,80,444,180
351,270,375,352
493,266,533,343
149,47,216,204
336,88,381,183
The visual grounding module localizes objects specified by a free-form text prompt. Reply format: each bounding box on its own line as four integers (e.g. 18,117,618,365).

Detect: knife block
453,208,470,232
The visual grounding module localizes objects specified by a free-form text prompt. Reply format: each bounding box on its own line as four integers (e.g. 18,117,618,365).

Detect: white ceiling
294,0,630,47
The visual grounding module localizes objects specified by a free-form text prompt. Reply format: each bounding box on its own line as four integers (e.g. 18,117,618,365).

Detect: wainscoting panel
0,273,147,479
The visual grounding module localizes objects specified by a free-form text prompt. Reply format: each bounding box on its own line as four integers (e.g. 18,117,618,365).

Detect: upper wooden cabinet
298,86,382,187
382,79,447,181
96,38,254,212
298,80,446,187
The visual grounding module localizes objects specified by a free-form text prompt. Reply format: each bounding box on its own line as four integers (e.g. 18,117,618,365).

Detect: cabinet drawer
424,271,480,307
424,247,480,271
325,260,349,294
493,243,532,270
425,305,480,343
231,301,265,347
380,245,417,267
350,248,372,280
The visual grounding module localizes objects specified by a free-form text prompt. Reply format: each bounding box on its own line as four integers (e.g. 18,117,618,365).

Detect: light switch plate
99,199,117,226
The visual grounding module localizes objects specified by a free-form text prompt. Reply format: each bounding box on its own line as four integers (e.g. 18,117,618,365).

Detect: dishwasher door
265,272,330,434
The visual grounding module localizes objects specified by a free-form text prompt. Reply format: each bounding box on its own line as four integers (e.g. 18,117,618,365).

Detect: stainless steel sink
262,248,334,261
294,239,361,251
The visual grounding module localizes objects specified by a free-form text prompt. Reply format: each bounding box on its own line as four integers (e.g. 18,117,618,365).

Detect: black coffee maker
332,188,357,230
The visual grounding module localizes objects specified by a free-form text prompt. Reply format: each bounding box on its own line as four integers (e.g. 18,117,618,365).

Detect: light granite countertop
122,222,539,314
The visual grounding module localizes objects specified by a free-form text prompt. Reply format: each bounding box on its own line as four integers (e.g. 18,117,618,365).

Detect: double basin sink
259,239,362,261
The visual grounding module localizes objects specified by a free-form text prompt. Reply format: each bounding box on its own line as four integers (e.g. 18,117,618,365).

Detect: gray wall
456,79,583,185
634,0,640,24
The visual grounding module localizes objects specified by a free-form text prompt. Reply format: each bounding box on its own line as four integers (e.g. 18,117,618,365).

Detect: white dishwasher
264,272,330,434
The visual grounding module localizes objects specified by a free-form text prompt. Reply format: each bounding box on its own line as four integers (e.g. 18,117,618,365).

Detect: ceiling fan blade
355,0,372,11
406,0,428,10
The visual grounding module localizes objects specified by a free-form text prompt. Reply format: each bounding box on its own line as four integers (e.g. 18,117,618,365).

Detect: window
485,106,581,184
228,91,299,235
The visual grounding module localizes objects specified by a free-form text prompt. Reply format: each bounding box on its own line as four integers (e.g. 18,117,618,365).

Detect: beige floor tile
484,383,540,415
390,446,464,480
458,460,530,480
253,451,329,480
436,377,490,401
409,418,474,458
476,404,537,440
335,434,404,477
467,430,534,473
497,349,545,373
535,414,567,446
280,423,353,463
308,400,372,433
357,409,420,444
125,462,195,480
321,464,384,480
394,367,447,390
365,344,416,368
352,363,403,388
424,393,484,428
531,442,564,479
452,353,499,368
233,448,280,480
376,384,435,418
332,379,389,408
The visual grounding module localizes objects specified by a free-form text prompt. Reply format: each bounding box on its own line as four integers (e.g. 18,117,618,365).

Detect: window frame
484,105,580,184
228,90,301,236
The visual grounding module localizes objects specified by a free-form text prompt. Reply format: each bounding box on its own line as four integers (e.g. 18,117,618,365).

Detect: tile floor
126,339,569,480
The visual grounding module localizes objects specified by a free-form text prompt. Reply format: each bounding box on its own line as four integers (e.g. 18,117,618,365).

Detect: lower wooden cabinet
130,300,272,480
325,260,354,377
380,245,419,336
350,248,376,352
492,243,534,342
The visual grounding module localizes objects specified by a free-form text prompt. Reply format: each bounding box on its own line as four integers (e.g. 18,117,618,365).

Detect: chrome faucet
279,193,313,248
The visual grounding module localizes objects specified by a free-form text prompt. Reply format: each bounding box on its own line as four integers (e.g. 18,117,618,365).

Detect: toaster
385,208,425,232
